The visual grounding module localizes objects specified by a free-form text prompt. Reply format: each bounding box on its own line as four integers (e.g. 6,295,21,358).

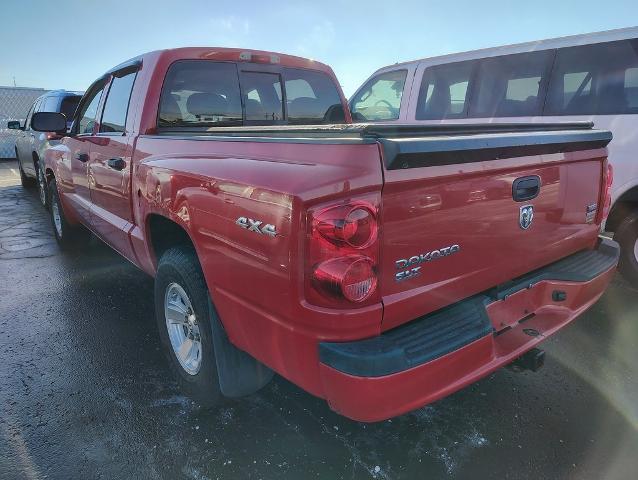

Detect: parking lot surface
0,159,636,480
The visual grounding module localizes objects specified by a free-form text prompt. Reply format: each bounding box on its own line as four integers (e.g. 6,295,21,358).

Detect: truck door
17,100,39,175
88,70,137,260
64,80,107,224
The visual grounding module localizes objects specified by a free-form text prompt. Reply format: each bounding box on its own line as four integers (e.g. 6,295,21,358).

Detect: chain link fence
0,86,49,158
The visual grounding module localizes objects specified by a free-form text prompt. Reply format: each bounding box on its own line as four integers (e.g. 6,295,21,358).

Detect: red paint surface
43,47,616,418
319,266,616,422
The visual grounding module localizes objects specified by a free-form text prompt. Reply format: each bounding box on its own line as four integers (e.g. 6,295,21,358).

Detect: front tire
36,162,48,209
614,210,638,288
17,149,36,188
47,177,91,250
155,246,222,407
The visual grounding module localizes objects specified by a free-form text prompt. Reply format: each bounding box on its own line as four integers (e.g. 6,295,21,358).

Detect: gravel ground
0,159,636,480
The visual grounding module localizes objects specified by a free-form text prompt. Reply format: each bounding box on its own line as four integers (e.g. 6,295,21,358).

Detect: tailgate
374,124,612,331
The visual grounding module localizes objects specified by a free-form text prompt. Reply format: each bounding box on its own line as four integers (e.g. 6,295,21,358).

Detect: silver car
8,90,82,208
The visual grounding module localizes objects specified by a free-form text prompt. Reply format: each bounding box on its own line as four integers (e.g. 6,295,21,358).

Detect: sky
1,0,637,97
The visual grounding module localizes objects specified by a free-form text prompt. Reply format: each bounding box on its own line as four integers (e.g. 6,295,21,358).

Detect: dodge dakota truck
31,47,619,422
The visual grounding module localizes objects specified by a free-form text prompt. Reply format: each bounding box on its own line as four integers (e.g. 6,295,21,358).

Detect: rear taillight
306,195,380,307
313,256,377,302
314,204,378,248
602,161,614,221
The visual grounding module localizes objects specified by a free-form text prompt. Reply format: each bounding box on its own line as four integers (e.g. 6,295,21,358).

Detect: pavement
0,158,636,480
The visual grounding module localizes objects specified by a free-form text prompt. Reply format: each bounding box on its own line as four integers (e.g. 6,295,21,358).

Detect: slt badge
519,205,534,230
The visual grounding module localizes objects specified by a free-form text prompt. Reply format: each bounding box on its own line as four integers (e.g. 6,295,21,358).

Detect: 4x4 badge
236,216,277,237
519,205,534,230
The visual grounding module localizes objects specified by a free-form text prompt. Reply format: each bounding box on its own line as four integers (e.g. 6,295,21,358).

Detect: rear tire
614,210,638,288
47,177,91,250
155,246,222,407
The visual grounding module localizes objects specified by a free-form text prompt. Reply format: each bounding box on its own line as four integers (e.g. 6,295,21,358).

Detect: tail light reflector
313,256,377,302
602,162,613,220
306,196,380,307
599,160,614,222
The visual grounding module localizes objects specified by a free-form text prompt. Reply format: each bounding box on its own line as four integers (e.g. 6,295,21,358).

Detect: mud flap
208,298,274,397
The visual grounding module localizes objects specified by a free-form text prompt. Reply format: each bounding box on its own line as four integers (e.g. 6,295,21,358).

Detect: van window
60,96,81,120
158,61,243,127
416,61,474,119
283,69,344,124
100,72,136,133
350,70,407,121
240,71,284,122
470,51,553,117
545,39,638,115
42,96,59,112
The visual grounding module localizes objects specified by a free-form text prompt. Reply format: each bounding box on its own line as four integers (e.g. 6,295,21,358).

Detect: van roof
375,26,638,73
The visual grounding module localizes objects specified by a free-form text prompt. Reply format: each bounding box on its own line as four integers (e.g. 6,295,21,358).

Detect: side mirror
7,120,21,130
31,112,67,134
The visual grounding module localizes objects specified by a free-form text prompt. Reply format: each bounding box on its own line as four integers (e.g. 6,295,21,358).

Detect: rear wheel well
607,186,638,232
148,214,194,264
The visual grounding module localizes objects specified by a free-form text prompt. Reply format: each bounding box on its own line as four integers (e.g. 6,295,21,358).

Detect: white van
350,26,638,287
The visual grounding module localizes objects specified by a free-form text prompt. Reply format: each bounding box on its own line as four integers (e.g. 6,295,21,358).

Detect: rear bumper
318,238,619,422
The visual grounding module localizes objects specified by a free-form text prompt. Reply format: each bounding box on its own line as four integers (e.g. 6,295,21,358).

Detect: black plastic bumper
319,238,619,377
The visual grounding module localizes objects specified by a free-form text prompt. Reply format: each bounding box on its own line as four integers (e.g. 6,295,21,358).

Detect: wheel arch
607,185,638,233
146,213,196,268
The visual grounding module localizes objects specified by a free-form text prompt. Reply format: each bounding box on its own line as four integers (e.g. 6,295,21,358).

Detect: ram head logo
519,205,534,230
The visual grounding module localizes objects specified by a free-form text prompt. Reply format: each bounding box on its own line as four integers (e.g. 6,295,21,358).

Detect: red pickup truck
32,48,619,422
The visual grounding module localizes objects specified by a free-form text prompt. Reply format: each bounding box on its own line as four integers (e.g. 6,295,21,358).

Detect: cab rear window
158,60,345,128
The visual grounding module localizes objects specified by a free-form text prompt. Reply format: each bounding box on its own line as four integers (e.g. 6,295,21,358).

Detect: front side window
158,61,242,127
24,103,35,129
470,50,553,117
75,83,106,135
100,72,137,133
240,71,283,122
416,61,474,120
42,96,59,112
545,39,638,115
60,96,81,120
284,69,344,124
350,70,407,121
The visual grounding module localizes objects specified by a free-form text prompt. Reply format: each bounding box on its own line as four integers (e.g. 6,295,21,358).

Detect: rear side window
470,51,553,117
240,71,283,122
545,39,638,115
158,61,243,127
100,72,137,133
60,96,81,119
350,70,407,121
284,69,344,124
416,61,474,119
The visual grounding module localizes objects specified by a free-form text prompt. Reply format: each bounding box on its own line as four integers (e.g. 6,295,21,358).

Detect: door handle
512,176,541,202
75,152,89,162
107,157,127,171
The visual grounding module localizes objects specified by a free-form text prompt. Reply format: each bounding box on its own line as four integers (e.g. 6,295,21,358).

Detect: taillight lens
313,256,377,302
306,196,380,307
314,204,377,248
602,162,613,220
